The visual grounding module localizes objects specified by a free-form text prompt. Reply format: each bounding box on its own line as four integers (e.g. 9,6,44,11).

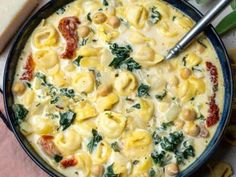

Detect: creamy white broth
12,0,224,177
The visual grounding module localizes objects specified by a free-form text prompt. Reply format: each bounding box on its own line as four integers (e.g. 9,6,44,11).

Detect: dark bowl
2,0,234,177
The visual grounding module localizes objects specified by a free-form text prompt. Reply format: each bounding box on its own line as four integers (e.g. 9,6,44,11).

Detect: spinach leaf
155,90,167,101
137,84,150,97
132,103,141,109
35,72,47,84
175,141,195,164
103,0,109,6
87,12,92,22
12,104,28,123
60,88,75,98
73,56,83,66
111,142,121,152
159,121,174,131
109,43,141,71
160,132,183,152
148,168,156,177
104,164,118,177
54,155,63,163
151,150,166,166
152,130,161,145
87,129,103,153
150,6,161,24
59,111,76,130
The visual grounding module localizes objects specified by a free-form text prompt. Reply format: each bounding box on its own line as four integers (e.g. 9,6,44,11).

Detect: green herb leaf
109,43,141,71
149,168,156,177
87,12,92,22
87,129,103,153
159,121,174,131
104,164,118,177
54,155,63,163
35,72,47,84
132,103,141,109
12,104,28,123
103,0,109,6
160,132,184,152
73,56,83,66
152,131,161,145
137,84,150,97
216,11,236,35
60,88,75,98
59,111,76,130
155,90,167,101
150,6,161,24
111,142,121,152
151,150,166,166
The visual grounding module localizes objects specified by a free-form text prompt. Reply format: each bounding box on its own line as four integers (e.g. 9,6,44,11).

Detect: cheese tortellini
75,101,98,122
114,71,138,96
97,111,126,138
96,92,119,111
54,128,82,156
93,141,111,164
72,72,95,93
133,46,164,67
75,152,92,177
29,116,55,134
123,129,153,158
32,22,58,48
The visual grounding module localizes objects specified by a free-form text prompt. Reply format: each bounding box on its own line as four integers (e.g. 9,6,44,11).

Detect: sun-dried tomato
58,16,80,59
60,157,78,168
206,61,218,91
206,95,220,127
20,54,35,81
38,135,61,157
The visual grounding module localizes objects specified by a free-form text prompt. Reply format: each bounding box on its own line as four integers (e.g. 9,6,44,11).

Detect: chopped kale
73,56,83,66
35,72,47,84
12,104,28,123
59,111,76,131
149,168,156,177
160,132,184,152
79,38,89,46
132,103,141,109
149,6,161,24
137,84,150,97
111,142,121,152
159,121,174,131
175,141,195,164
109,43,141,71
54,155,63,163
56,7,66,15
87,12,92,22
151,150,166,166
152,130,161,145
60,88,75,98
25,82,31,88
155,90,167,101
104,164,118,177
103,0,109,6
197,114,205,120
87,129,103,153
182,57,187,66
50,96,59,104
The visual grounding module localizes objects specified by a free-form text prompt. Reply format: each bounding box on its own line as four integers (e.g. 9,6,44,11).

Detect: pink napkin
0,94,49,177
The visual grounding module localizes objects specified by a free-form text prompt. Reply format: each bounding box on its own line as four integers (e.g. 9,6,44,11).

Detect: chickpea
180,68,191,80
97,84,113,97
107,16,121,28
78,26,91,38
183,121,200,137
168,76,179,87
165,163,179,176
91,164,105,177
174,120,185,130
182,108,197,121
93,12,107,24
12,81,26,95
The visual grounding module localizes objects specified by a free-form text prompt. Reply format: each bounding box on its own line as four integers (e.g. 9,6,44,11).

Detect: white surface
0,0,38,52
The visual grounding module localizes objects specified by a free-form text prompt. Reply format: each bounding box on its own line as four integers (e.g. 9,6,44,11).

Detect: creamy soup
12,0,224,176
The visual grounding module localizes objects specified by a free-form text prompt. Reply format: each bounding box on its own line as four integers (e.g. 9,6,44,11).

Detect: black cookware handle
0,89,13,132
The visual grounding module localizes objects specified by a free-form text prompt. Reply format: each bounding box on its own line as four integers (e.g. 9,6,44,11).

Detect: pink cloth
0,94,49,177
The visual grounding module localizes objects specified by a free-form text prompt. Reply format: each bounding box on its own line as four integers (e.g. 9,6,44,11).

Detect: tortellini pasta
135,98,154,123
126,5,148,29
93,141,111,164
98,25,119,42
174,16,194,30
114,71,138,96
97,111,126,138
133,46,164,67
128,30,150,44
72,71,95,93
75,152,92,177
185,53,203,68
33,49,60,75
29,116,55,134
131,157,153,176
32,22,58,48
54,128,82,156
22,89,35,107
75,101,98,122
123,129,152,158
96,92,119,111
157,21,178,37
78,46,101,57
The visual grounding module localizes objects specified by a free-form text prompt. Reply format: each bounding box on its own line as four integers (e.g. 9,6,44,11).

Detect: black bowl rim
3,0,234,177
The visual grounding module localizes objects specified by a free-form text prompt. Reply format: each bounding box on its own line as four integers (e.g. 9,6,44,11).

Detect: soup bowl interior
3,0,233,177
